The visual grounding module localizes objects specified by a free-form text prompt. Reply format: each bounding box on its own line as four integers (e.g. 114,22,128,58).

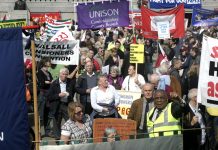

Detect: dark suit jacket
183,105,206,150
48,78,73,103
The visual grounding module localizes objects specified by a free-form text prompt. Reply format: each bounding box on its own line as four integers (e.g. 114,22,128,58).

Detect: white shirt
59,79,68,102
90,85,120,112
122,74,145,92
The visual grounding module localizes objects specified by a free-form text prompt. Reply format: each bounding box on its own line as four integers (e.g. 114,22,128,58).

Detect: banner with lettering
117,90,141,119
141,4,185,39
77,0,130,29
0,28,29,150
0,19,26,29
149,0,201,9
24,41,79,65
192,8,218,26
197,35,218,107
30,12,61,23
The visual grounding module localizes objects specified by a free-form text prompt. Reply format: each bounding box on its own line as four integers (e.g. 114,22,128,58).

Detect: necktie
155,109,162,120
143,102,149,130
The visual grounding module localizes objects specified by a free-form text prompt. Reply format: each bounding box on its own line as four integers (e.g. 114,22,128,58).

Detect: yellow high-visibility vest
147,102,181,137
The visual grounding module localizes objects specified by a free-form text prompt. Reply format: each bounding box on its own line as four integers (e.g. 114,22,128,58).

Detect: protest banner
0,19,26,29
130,44,144,64
77,0,130,29
24,41,79,65
149,0,201,9
30,12,61,23
141,4,185,39
197,35,218,107
192,8,218,27
0,28,29,150
93,118,136,143
128,11,142,29
157,21,170,39
45,15,72,40
117,90,141,119
50,27,75,42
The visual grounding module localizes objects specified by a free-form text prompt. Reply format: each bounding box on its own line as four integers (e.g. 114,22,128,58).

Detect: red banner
141,4,185,39
128,11,142,29
30,12,61,23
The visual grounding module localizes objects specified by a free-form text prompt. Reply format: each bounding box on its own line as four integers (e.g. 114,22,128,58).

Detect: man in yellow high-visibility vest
147,89,188,137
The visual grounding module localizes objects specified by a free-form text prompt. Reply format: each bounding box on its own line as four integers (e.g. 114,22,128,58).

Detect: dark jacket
47,78,73,103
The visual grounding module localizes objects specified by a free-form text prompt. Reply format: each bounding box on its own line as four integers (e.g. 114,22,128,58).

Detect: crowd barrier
40,134,183,150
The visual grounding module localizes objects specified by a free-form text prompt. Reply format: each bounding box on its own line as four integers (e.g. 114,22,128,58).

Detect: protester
104,127,118,142
60,102,92,144
90,75,120,119
147,89,188,137
47,67,74,138
128,83,154,133
122,64,145,92
37,57,53,131
107,66,123,90
75,61,98,115
183,88,207,150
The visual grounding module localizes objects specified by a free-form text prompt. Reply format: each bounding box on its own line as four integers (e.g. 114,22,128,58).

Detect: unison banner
149,0,201,9
24,41,79,65
192,8,218,26
197,35,218,107
0,19,26,29
0,28,29,149
77,0,130,29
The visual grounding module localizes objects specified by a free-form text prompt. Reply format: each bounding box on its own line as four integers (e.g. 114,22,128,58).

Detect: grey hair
104,127,117,137
188,88,198,100
110,65,119,73
59,67,69,74
158,62,169,74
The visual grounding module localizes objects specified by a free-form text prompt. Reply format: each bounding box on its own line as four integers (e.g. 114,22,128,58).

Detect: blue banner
149,0,201,9
77,0,130,29
192,8,218,26
0,28,29,150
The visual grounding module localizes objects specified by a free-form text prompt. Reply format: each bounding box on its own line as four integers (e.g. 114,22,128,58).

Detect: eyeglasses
75,111,83,115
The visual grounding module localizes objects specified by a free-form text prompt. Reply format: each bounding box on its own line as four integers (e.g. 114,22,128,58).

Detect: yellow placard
130,44,144,63
0,19,26,29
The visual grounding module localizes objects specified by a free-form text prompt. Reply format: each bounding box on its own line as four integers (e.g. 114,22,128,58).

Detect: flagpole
22,25,40,150
130,0,136,39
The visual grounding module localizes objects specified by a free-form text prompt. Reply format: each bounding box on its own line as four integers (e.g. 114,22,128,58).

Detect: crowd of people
24,19,218,150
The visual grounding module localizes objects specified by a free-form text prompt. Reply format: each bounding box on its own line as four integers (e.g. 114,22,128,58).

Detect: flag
155,43,168,67
50,27,75,42
45,15,72,40
2,14,6,21
0,28,29,149
141,4,185,39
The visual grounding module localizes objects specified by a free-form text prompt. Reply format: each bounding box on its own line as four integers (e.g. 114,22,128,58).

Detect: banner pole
31,40,40,150
22,26,40,150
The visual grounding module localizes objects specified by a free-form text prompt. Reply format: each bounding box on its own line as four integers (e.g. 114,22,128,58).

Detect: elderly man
90,75,120,119
128,83,154,133
147,89,188,137
75,61,98,115
47,67,74,138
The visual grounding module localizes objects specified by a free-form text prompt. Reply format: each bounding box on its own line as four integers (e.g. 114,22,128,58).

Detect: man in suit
128,83,154,133
46,67,74,138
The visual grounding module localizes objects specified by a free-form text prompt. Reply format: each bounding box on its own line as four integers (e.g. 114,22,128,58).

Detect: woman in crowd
37,57,53,132
107,65,123,90
60,102,92,144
